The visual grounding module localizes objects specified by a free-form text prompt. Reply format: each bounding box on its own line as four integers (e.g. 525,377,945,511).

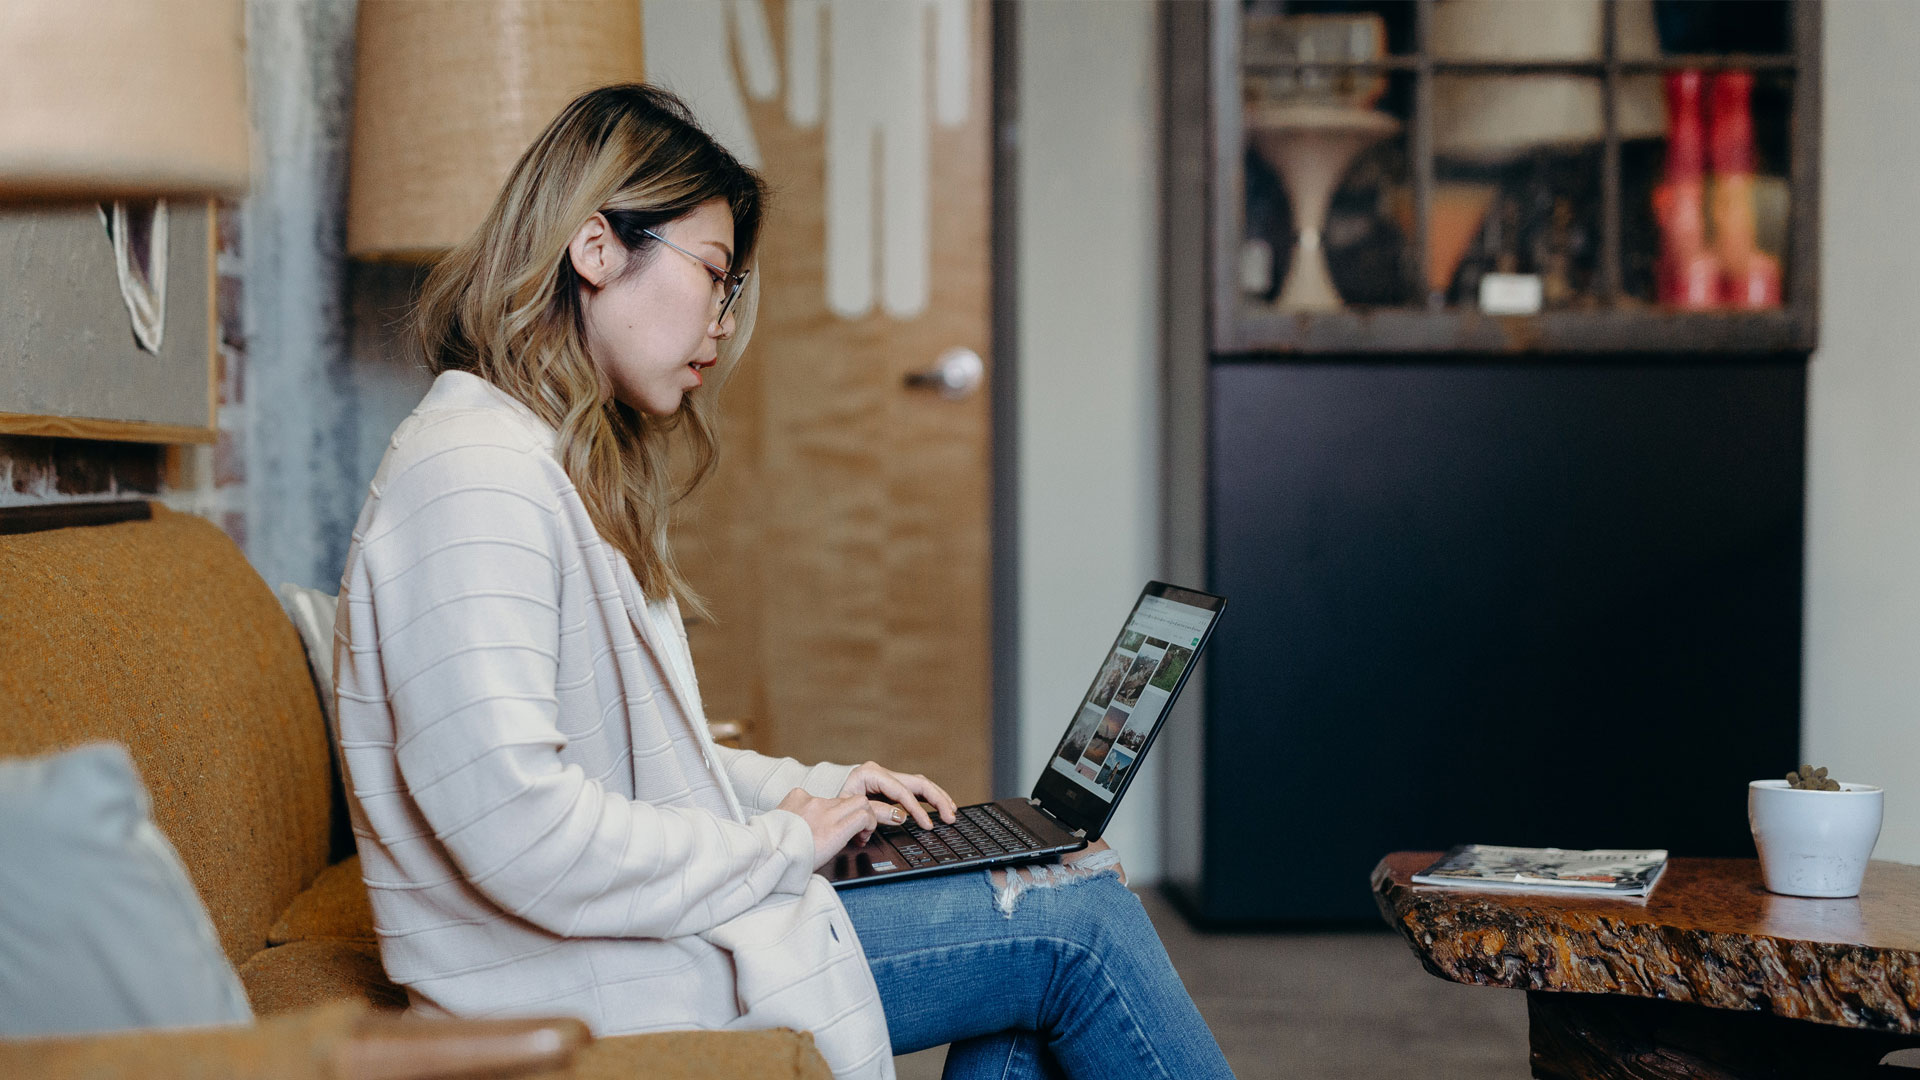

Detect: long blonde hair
415,84,766,616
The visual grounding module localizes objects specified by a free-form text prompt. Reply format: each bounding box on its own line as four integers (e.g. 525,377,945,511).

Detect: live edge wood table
1372,852,1920,1080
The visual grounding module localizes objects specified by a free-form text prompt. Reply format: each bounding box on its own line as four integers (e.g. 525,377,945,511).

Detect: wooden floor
894,887,1531,1080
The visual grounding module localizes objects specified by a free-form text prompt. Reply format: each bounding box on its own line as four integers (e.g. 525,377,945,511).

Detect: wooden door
655,0,993,803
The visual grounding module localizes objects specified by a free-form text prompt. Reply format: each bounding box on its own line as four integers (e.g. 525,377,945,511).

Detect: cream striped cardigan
333,370,894,1080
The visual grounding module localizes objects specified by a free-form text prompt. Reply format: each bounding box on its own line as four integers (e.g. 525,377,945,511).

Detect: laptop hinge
1029,796,1088,840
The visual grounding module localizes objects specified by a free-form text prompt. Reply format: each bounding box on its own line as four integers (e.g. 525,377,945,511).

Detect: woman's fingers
844,797,880,850
784,789,885,868
873,774,935,829
844,763,955,827
841,765,925,828
901,773,957,824
868,799,909,828
836,794,879,840
818,798,874,867
885,771,956,826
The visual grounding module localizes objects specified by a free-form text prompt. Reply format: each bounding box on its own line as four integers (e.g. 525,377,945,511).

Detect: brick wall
0,202,249,551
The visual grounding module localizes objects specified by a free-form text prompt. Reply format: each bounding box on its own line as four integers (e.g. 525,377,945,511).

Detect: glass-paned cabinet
1211,0,1817,353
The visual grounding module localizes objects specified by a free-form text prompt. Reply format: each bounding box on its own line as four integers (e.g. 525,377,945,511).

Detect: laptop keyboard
888,803,1046,869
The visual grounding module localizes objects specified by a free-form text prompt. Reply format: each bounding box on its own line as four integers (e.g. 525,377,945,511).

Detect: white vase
1246,102,1399,312
1747,780,1884,898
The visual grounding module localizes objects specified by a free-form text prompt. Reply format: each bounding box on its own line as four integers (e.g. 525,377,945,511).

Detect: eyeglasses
642,228,750,326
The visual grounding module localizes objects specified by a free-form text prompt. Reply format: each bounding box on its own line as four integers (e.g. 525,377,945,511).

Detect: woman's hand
776,788,882,869
839,761,957,831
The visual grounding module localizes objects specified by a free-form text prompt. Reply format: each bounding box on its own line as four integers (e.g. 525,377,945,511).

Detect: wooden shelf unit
1207,0,1821,357
1155,1,1820,927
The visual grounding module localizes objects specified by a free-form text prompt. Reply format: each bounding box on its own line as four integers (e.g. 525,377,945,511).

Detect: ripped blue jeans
837,858,1236,1080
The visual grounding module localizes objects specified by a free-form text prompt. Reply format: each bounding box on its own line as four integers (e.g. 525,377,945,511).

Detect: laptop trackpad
827,833,907,881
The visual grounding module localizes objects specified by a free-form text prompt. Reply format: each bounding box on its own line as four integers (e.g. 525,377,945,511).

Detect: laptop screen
1046,587,1222,804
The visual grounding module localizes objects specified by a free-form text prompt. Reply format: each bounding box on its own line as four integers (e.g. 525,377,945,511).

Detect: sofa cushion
0,505,336,968
237,939,406,1017
269,854,375,945
0,743,253,1036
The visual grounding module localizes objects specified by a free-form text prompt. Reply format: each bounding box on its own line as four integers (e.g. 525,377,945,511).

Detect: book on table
1412,845,1668,897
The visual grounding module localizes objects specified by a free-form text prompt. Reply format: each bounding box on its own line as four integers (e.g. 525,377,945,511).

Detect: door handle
904,347,984,400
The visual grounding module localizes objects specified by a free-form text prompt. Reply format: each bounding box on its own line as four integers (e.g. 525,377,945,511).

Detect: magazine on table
1412,845,1668,897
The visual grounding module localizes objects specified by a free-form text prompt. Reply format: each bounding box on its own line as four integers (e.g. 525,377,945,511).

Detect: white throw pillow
277,582,341,744
0,743,254,1036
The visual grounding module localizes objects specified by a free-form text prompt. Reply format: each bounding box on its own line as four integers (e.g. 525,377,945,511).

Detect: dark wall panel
1200,360,1805,923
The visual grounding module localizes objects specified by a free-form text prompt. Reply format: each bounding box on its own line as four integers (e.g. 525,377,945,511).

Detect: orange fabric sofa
0,502,831,1079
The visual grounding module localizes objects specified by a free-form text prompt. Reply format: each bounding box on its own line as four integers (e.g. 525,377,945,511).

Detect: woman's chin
622,389,685,418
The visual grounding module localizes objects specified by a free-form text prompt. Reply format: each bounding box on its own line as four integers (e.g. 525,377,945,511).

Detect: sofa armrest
563,1027,833,1080
0,1001,592,1080
342,1011,589,1080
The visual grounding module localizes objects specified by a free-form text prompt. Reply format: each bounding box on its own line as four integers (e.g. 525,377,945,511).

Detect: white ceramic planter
1747,780,1884,898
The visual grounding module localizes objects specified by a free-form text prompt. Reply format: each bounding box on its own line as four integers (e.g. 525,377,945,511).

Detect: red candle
1655,71,1718,309
1707,71,1782,308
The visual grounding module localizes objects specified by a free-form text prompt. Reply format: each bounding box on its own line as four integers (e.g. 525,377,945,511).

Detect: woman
333,84,1233,1080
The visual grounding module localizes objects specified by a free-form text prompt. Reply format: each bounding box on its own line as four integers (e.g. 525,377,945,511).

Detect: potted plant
1748,765,1884,898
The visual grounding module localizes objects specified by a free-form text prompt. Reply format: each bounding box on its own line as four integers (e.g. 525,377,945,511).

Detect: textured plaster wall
242,0,362,594
246,2,434,596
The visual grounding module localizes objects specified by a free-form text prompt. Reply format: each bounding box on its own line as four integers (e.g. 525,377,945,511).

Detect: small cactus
1785,764,1841,791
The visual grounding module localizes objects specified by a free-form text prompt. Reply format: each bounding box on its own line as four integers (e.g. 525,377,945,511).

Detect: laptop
826,581,1226,889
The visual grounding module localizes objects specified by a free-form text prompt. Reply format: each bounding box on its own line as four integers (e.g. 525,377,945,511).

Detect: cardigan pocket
704,877,894,1080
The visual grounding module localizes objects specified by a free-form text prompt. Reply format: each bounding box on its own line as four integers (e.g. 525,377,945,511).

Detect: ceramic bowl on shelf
1747,779,1884,898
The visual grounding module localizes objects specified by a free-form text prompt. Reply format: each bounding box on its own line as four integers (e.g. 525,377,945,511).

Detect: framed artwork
0,199,217,445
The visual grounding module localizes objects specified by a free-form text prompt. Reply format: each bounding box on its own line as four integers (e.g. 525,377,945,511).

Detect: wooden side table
1372,852,1920,1079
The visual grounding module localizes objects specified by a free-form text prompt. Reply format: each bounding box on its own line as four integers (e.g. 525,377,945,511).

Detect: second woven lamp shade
348,0,645,262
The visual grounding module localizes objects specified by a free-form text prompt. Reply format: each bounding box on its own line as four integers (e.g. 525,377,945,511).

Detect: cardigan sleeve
359,430,818,941
710,745,857,814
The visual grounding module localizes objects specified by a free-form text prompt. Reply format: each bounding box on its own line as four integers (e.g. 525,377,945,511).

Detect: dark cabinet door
1196,360,1804,923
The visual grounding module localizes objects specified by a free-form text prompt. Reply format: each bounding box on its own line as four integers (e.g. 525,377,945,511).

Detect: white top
333,370,893,1079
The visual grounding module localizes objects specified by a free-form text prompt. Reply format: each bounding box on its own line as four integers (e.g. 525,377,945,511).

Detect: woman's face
571,197,738,417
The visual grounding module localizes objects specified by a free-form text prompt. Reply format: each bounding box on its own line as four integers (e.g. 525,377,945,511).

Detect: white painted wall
1803,2,1920,866
1016,1,1166,881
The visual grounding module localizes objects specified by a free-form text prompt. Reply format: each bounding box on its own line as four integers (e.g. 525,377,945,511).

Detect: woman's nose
712,309,737,339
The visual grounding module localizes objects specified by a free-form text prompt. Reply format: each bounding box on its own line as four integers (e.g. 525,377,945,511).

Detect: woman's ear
567,212,620,288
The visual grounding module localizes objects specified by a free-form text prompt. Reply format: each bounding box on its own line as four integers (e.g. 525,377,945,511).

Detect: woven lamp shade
0,0,248,201
348,0,645,262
